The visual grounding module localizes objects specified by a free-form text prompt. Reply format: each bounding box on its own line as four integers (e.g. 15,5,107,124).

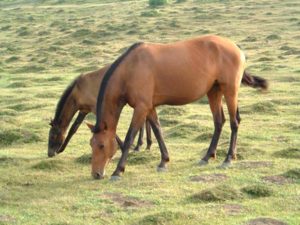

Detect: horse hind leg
220,87,240,168
134,124,144,151
133,119,153,151
199,84,225,166
145,120,152,150
147,109,169,171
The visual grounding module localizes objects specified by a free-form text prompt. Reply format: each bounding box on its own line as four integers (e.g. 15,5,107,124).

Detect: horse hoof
157,166,167,172
218,162,231,169
110,175,121,181
199,159,209,166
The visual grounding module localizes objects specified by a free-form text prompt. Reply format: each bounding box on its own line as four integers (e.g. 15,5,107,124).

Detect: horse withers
86,35,268,180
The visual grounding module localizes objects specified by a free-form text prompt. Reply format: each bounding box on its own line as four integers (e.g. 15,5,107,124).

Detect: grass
241,184,273,198
190,185,243,202
0,0,299,224
282,168,300,180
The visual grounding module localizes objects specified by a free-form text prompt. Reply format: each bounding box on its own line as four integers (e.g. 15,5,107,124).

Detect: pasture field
0,0,299,224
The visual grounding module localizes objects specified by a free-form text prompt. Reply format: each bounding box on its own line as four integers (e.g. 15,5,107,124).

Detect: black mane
53,77,78,125
93,42,143,133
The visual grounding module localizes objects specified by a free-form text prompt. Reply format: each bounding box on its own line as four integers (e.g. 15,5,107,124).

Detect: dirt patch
262,175,293,185
237,161,273,169
245,217,288,225
0,215,16,223
223,204,243,215
102,192,153,208
190,173,228,182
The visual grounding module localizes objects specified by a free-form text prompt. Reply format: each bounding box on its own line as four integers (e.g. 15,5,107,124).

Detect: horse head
48,118,65,157
86,122,117,179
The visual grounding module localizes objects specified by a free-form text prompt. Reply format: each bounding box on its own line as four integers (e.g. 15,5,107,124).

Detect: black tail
242,71,268,90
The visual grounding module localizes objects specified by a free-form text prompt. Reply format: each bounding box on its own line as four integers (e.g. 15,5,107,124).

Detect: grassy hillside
0,0,299,224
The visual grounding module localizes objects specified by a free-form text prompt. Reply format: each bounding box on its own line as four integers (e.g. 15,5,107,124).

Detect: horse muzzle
92,171,105,180
47,142,62,157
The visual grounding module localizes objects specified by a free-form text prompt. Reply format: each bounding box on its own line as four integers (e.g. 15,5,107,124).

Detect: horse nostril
92,172,104,180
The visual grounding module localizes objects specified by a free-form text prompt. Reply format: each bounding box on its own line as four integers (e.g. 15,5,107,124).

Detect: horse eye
98,144,104,149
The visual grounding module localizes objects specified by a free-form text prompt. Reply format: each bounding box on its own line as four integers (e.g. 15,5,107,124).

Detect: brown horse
48,66,153,157
86,35,268,180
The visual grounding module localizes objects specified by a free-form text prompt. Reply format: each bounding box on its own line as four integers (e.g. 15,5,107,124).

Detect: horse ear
49,118,54,126
85,121,94,131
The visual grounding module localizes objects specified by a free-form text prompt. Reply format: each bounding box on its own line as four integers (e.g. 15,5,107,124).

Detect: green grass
0,0,299,224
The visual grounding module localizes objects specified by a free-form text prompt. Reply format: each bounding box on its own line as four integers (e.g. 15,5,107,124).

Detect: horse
86,35,268,180
48,66,153,157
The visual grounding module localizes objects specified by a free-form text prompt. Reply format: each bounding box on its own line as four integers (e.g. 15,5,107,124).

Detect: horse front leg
111,105,148,179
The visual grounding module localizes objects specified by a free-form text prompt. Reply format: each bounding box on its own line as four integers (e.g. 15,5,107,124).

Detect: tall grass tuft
149,0,168,7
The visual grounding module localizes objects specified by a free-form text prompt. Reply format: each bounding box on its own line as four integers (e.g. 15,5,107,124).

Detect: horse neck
58,94,78,134
98,85,124,133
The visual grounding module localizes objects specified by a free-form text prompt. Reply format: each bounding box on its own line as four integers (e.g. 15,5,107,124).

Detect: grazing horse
86,35,268,180
48,66,153,157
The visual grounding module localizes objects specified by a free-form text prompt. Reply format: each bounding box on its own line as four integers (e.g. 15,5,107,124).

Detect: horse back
123,35,244,106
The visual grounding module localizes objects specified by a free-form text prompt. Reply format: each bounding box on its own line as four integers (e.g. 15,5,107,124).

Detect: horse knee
215,122,223,132
215,117,225,132
230,120,239,132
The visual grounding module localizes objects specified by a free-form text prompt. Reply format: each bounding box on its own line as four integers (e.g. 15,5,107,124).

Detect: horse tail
93,42,144,133
241,71,268,90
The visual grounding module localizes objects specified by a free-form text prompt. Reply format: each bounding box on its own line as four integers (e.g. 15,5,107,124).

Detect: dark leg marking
134,124,144,151
145,120,152,150
147,110,169,170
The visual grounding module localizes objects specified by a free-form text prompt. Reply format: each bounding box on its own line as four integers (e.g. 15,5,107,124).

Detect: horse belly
153,76,213,106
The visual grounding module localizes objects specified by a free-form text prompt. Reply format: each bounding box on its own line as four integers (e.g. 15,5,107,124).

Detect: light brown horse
86,35,268,180
48,66,152,157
